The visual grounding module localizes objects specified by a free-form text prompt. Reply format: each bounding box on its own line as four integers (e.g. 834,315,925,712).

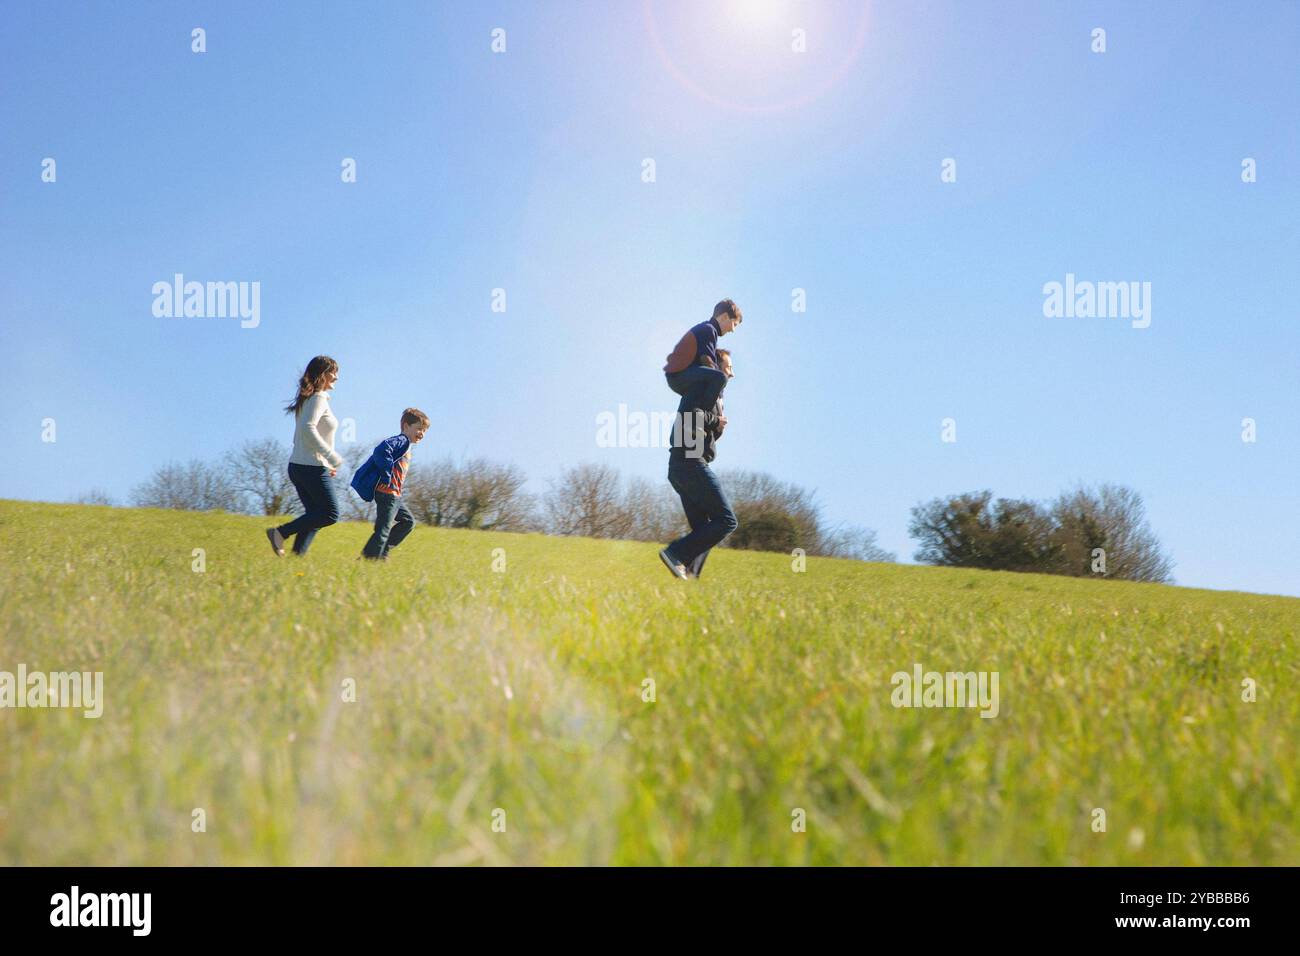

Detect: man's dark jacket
670,396,725,464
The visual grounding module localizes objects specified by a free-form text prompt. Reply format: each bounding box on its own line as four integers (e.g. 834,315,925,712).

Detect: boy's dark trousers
362,492,415,559
666,364,727,414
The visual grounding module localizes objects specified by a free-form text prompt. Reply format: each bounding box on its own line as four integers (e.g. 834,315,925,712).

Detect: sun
645,0,873,114
724,0,788,30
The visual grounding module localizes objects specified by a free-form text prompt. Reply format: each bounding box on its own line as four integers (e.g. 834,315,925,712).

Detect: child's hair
717,348,731,361
712,299,742,323
285,355,338,415
401,407,430,430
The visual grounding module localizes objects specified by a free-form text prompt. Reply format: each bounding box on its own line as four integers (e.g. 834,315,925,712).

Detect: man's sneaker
658,549,689,580
689,554,705,579
265,528,285,557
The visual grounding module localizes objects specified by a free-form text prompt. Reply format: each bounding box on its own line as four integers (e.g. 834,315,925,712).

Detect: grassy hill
0,499,1296,865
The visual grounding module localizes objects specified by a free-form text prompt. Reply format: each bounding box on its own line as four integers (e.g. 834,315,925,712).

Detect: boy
350,407,429,560
659,349,737,580
663,299,742,415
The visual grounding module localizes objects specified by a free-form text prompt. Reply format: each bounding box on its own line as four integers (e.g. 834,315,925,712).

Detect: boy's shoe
659,549,689,580
689,554,705,579
266,528,285,557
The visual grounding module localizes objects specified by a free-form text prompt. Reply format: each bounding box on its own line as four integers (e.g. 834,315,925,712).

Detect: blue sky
2,1,1297,596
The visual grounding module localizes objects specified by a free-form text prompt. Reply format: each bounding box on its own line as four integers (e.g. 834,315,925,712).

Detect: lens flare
644,0,873,114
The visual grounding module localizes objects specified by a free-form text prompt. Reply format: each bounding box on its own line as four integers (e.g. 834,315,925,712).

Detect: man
659,349,738,580
663,299,742,418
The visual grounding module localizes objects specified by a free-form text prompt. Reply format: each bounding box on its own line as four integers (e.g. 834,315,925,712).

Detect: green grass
0,499,1296,865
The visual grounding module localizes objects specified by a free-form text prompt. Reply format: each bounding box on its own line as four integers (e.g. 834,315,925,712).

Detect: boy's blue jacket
350,434,410,503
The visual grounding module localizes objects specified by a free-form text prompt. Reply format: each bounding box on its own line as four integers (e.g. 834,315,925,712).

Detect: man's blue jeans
363,492,415,559
277,464,340,555
666,456,738,567
666,364,726,413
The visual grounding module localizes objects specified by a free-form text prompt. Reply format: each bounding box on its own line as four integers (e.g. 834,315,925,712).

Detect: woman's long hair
285,355,338,415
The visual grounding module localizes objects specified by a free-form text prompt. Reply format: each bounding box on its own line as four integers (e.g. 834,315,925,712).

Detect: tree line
78,439,1175,580
909,485,1173,582
85,438,895,562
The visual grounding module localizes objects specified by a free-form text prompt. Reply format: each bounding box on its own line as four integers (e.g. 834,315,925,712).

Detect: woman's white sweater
289,392,345,470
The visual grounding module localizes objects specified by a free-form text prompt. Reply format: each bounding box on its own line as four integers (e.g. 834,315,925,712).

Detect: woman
266,355,345,557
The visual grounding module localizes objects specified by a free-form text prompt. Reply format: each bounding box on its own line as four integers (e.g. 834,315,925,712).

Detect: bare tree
73,489,116,507
224,438,295,516
401,456,459,527
448,457,536,531
543,463,634,538
818,525,897,562
129,460,243,512
403,457,537,531
718,469,823,553
624,476,687,542
1050,484,1174,583
336,443,375,523
398,457,443,524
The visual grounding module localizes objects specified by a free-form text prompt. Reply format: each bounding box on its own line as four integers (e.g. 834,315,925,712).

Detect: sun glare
646,0,873,114
725,0,787,30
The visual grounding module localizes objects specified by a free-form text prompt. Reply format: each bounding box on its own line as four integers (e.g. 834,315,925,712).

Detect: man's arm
693,407,725,432
663,331,697,373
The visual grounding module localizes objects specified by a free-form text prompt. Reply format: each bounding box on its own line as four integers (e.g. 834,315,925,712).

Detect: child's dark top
663,317,722,374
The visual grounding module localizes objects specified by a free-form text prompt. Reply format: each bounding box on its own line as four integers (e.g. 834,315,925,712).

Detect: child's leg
381,501,416,557
362,492,399,559
668,365,727,412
